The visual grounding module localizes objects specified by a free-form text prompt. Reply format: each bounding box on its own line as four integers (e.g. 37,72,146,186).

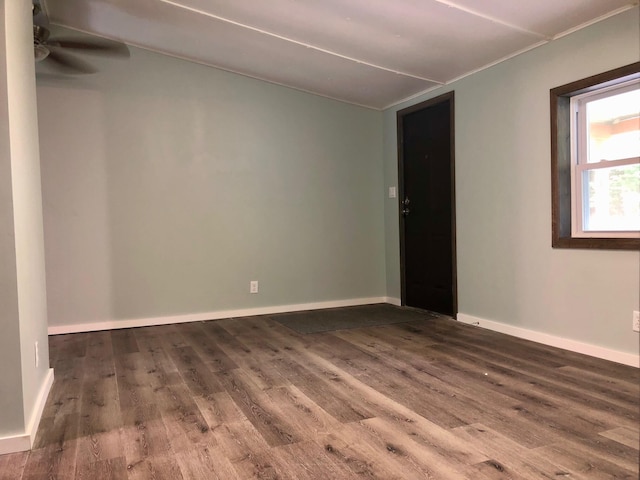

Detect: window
551,62,640,250
572,81,640,236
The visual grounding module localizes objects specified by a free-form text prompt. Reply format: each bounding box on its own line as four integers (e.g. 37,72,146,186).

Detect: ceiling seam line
551,4,639,41
157,0,445,85
383,39,551,110
432,0,550,39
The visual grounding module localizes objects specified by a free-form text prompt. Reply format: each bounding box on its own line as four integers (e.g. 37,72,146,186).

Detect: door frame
396,91,457,317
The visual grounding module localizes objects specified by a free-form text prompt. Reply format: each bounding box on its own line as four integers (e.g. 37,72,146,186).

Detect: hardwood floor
1,312,638,479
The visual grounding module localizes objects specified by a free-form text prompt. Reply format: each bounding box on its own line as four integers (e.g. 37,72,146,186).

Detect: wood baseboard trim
48,297,391,335
0,368,54,455
457,313,639,368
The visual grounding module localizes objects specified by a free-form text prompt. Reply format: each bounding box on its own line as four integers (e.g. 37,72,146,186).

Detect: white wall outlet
633,311,639,333
35,341,39,368
388,186,397,199
250,280,259,294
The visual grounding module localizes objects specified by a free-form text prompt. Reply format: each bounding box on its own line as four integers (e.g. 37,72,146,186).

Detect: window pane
587,88,640,163
584,163,640,231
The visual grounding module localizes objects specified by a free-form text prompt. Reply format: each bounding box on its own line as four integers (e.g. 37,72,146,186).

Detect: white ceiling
40,0,637,109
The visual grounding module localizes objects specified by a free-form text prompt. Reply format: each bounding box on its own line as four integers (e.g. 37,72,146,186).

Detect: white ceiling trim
39,6,638,114
551,4,638,40
43,22,396,111
158,0,445,85
385,3,639,110
385,39,549,110
39,1,639,111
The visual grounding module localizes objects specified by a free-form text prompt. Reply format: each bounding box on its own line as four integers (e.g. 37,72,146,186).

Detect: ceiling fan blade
35,71,71,82
50,37,130,58
45,49,97,75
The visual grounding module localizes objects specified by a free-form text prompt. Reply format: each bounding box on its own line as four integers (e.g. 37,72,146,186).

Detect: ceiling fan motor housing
33,25,51,62
33,25,50,45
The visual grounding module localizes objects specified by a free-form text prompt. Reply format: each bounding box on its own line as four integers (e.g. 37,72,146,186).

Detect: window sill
552,235,640,250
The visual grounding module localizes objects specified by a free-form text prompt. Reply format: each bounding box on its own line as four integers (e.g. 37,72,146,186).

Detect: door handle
402,207,410,216
402,196,410,206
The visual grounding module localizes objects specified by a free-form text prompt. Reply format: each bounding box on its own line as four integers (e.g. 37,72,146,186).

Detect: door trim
396,91,457,317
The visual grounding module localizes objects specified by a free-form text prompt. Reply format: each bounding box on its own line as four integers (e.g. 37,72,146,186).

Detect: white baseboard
0,433,30,456
27,368,54,445
384,296,402,306
48,297,391,335
0,368,54,455
48,303,638,367
457,313,639,368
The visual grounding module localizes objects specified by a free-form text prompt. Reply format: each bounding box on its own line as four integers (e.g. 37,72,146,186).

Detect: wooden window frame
550,62,640,250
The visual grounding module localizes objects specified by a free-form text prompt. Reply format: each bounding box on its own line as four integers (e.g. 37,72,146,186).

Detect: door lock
401,196,410,216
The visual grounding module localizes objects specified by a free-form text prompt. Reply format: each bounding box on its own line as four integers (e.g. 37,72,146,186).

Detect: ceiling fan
33,2,130,75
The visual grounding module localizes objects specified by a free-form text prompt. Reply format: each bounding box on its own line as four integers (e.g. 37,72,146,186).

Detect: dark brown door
398,92,456,316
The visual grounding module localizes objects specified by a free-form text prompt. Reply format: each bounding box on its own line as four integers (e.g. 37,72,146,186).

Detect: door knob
402,196,410,206
402,207,410,216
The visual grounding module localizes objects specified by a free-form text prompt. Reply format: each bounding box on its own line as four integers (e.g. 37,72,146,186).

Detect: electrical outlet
633,311,639,333
250,280,259,294
35,341,39,368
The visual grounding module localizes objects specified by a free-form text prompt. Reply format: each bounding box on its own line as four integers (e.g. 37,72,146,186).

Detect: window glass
583,163,640,231
586,89,640,163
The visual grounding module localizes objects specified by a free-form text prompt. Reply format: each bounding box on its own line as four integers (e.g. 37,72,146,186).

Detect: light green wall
0,0,50,441
38,45,385,327
0,1,25,435
383,8,640,356
7,0,50,427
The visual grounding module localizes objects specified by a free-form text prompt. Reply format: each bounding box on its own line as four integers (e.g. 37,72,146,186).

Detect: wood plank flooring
1,312,638,479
